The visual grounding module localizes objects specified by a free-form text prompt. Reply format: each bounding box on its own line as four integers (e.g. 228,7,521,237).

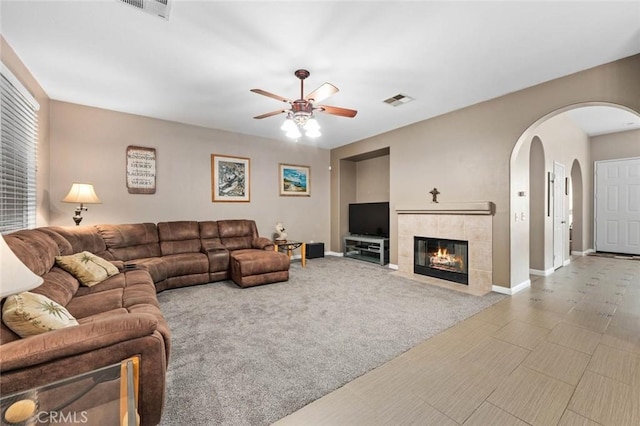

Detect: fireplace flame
430,247,464,272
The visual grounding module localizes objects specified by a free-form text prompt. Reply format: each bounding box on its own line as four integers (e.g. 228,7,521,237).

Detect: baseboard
493,279,530,295
387,263,398,270
529,268,554,277
571,248,594,256
326,251,343,257
563,258,571,266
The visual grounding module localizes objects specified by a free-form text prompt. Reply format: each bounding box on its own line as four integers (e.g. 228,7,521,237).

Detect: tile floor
275,255,640,425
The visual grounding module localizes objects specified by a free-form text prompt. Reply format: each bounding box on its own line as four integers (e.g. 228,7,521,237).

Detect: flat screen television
348,202,390,238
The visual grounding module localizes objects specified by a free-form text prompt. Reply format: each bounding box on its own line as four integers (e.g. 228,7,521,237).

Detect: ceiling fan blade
254,109,287,119
317,105,358,118
250,89,291,103
305,83,338,103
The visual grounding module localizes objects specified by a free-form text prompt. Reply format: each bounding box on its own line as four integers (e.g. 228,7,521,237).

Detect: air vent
383,93,414,107
119,0,171,20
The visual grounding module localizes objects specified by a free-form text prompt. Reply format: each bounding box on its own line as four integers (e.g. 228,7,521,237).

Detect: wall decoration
211,154,250,202
279,164,310,196
126,146,156,194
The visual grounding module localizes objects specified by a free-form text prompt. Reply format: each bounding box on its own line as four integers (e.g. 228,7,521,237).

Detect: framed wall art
279,163,310,197
211,154,250,202
126,146,156,194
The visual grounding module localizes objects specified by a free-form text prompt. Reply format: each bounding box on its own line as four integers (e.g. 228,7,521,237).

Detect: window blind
1,66,39,234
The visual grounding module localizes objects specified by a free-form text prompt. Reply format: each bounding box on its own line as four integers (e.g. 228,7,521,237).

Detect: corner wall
48,101,331,244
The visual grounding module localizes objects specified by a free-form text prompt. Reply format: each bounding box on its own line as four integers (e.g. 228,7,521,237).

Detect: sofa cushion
217,220,259,251
158,221,202,255
31,267,80,307
97,223,161,261
74,271,128,297
39,226,110,258
66,289,125,319
199,221,223,250
126,258,168,284
55,252,119,287
2,292,79,337
161,253,209,278
3,230,59,277
229,250,290,288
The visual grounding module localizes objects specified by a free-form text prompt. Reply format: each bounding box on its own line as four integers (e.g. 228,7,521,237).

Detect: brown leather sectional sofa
0,219,290,425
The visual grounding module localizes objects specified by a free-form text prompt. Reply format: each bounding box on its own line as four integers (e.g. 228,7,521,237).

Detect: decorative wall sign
126,146,156,194
279,164,310,196
212,154,250,202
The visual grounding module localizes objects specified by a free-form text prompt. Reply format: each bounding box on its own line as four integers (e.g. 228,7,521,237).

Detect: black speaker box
306,242,324,259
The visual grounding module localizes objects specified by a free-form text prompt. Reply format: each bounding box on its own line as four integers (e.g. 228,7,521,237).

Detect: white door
553,162,566,269
595,158,640,255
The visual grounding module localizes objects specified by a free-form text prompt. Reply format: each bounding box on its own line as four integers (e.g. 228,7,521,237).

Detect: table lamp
0,236,44,298
61,183,102,226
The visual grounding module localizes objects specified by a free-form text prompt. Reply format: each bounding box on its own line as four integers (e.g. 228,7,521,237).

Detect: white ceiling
2,1,639,149
566,106,640,136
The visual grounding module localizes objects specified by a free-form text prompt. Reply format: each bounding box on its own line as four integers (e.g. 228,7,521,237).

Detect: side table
274,241,306,267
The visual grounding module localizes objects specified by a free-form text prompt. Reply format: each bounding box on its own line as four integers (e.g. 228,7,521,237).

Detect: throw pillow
2,291,79,337
55,251,119,287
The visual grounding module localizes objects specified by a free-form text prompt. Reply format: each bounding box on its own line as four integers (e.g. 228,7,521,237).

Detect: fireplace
414,237,469,285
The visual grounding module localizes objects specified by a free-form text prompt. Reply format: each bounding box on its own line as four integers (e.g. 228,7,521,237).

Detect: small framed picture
279,164,310,197
211,154,250,202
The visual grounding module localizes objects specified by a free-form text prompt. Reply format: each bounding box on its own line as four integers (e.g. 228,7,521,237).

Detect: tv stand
344,235,389,266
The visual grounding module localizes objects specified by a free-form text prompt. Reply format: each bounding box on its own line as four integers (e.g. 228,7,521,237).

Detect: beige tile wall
397,213,493,295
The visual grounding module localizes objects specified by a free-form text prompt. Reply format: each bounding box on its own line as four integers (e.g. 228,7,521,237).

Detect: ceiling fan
251,69,357,138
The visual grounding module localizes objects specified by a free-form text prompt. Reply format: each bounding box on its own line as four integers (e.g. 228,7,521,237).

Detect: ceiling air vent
119,0,171,20
383,93,414,107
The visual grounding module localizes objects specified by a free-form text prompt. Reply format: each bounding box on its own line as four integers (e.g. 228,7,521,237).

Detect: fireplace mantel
396,201,494,215
396,203,494,295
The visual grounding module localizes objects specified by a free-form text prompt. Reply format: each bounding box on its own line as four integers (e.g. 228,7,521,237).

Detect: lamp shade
0,236,43,298
62,183,102,204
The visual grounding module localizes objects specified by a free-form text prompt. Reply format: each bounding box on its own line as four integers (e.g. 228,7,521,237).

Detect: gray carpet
157,256,504,426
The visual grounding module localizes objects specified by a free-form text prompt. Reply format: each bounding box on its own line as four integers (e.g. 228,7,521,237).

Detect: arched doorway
509,102,640,291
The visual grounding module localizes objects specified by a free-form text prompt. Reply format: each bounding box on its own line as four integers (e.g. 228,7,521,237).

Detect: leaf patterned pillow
55,251,119,287
2,291,79,337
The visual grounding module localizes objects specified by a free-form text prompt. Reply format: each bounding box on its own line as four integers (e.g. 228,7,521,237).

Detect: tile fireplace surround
396,202,494,296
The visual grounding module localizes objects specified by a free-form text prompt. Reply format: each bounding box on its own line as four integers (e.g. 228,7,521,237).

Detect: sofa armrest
202,245,230,272
110,260,125,271
0,314,158,372
202,240,226,252
253,237,274,251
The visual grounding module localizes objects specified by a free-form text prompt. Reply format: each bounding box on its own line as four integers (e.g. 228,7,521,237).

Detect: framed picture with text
126,146,156,194
211,154,250,202
279,163,310,196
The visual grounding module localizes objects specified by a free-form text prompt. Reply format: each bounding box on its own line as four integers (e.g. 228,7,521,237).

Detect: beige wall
356,155,390,203
591,129,640,162
48,101,331,244
1,36,50,227
528,137,545,270
337,159,357,247
332,54,640,289
526,113,591,273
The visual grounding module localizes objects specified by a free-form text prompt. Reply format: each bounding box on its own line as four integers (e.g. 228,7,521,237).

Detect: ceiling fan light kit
251,69,357,140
